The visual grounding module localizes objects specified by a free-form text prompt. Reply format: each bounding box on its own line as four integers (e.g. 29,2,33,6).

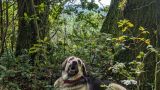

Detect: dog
54,56,127,90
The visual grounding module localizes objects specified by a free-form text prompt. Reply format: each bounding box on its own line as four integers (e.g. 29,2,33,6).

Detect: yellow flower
122,27,128,32
145,39,150,45
127,22,134,27
142,31,149,34
139,26,145,31
118,36,127,41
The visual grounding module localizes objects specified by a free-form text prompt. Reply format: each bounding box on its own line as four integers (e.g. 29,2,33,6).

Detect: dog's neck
63,76,86,84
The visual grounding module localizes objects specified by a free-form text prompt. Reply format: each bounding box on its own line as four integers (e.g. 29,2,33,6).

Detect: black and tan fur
54,56,127,90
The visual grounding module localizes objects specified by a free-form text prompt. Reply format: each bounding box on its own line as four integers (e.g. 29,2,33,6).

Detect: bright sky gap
68,0,111,7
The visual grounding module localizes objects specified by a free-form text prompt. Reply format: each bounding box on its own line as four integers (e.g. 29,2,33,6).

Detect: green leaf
0,65,7,71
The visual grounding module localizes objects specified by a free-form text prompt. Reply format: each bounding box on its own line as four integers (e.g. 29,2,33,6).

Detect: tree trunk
155,0,160,89
11,3,16,52
101,0,123,36
101,0,160,90
34,0,50,39
16,0,39,56
0,0,3,55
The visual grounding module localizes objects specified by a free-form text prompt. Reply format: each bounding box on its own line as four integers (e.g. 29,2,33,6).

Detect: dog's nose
72,61,77,66
70,61,77,70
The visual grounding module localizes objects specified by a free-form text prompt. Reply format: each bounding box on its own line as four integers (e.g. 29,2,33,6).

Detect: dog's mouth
68,61,79,76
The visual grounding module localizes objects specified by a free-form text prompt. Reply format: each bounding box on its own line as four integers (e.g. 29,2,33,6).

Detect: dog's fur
54,56,127,90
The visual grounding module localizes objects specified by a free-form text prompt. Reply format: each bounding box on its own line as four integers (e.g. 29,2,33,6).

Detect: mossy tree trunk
34,0,50,39
101,0,123,36
101,0,160,90
0,0,3,55
16,0,50,58
16,0,39,56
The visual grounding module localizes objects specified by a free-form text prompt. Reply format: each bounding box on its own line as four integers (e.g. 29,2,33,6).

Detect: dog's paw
107,83,126,90
54,80,59,88
54,78,61,88
62,73,68,80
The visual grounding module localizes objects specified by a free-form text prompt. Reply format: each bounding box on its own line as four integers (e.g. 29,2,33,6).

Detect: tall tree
16,0,39,57
15,0,69,59
0,0,3,55
101,0,160,90
101,0,123,36
0,0,9,55
34,0,50,39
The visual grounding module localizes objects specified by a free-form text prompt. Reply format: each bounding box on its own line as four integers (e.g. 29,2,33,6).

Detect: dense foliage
0,0,159,90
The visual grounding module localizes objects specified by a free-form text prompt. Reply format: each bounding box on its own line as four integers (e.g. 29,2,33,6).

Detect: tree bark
34,0,50,39
16,0,39,56
0,0,3,55
155,0,160,89
101,0,160,89
101,0,123,36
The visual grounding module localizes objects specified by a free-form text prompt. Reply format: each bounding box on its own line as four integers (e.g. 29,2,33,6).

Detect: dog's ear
62,59,67,70
77,58,87,76
82,63,87,76
62,56,75,70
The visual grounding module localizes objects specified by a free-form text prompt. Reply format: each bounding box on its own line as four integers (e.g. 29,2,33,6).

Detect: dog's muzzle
68,61,79,76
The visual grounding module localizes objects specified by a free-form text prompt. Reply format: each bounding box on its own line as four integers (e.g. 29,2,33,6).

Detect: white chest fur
55,84,89,90
54,77,89,90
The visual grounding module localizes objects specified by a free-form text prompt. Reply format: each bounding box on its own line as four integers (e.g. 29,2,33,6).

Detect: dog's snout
71,66,75,70
70,61,77,70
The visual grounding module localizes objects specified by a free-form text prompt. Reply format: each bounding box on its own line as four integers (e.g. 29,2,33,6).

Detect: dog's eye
69,57,74,61
78,59,81,65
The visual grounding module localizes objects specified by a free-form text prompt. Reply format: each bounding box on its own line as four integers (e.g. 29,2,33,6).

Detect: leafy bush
0,6,151,89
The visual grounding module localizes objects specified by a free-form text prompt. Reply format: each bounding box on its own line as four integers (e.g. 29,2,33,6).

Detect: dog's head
61,56,87,80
